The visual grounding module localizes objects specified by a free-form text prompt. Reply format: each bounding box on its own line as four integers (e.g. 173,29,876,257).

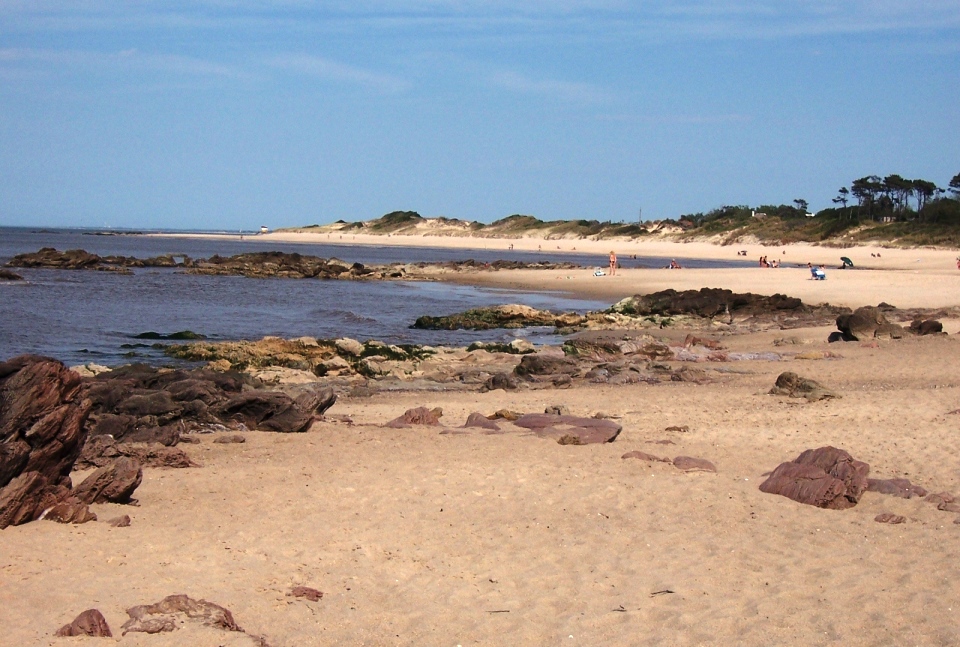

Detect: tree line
831,173,960,222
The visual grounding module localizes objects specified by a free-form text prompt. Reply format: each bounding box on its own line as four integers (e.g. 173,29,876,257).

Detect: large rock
215,391,315,433
0,355,91,528
836,306,898,341
55,609,113,637
769,372,839,402
73,457,142,504
759,446,869,509
122,594,241,635
513,354,579,379
386,407,442,428
512,414,621,444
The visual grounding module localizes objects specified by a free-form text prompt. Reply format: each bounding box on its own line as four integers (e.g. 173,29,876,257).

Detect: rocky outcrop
413,304,585,330
769,372,839,402
122,594,241,635
72,457,142,504
909,319,943,335
215,391,319,433
610,288,849,328
759,446,869,509
76,434,197,469
0,355,92,529
835,306,906,341
0,269,23,281
55,609,113,637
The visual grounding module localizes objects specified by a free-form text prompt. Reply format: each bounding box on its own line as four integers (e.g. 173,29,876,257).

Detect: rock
386,407,442,428
769,372,839,402
759,446,869,509
55,609,113,637
0,269,24,281
489,409,521,421
621,451,671,462
413,304,583,331
42,499,97,524
510,339,536,353
108,514,131,527
0,356,91,528
874,513,906,524
938,501,960,513
545,405,570,416
213,434,247,444
513,354,579,379
671,366,709,383
866,478,928,499
924,492,954,505
463,413,500,431
122,594,241,635
482,373,518,391
294,387,337,416
335,338,364,356
216,391,315,433
910,319,943,335
73,457,142,504
835,306,905,341
76,434,196,469
664,425,689,433
672,456,717,472
289,586,323,602
512,414,621,444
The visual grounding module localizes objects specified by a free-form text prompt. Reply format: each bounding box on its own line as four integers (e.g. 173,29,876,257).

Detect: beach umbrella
840,256,854,267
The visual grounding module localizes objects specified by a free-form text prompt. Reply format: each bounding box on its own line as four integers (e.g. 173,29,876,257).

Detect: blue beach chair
811,267,826,280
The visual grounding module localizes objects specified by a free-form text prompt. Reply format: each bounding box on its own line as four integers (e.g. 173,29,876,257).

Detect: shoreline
150,230,960,310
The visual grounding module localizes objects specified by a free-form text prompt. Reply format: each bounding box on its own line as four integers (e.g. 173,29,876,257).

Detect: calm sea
0,227,750,367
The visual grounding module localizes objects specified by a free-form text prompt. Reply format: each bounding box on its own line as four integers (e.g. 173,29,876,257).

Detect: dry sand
4,235,960,646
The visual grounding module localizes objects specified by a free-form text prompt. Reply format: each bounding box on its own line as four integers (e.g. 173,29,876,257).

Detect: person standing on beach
609,251,617,276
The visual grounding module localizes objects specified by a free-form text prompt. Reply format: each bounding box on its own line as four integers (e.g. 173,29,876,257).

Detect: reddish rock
874,513,906,524
463,413,500,431
672,456,717,472
621,451,671,462
55,609,113,637
664,426,689,433
77,434,196,469
759,446,869,509
73,457,142,504
385,406,442,428
866,478,928,499
937,501,960,513
512,413,621,444
289,586,323,602
216,391,315,433
0,356,92,528
122,594,241,635
43,499,97,524
924,491,954,505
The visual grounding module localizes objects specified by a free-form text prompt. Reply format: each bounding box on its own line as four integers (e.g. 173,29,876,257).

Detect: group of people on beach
759,255,781,268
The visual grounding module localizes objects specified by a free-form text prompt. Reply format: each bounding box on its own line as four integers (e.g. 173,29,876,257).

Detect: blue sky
1,1,958,230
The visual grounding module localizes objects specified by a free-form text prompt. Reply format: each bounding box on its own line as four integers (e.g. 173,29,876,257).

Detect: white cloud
489,70,611,104
268,53,410,93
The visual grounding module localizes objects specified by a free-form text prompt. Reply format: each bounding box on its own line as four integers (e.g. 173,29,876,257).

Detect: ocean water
0,227,750,367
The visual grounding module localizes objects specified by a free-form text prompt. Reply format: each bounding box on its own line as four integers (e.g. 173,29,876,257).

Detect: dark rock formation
769,372,839,402
836,306,904,341
611,288,849,326
482,373,518,392
73,457,142,504
122,594,241,635
55,609,113,637
215,391,316,433
0,355,91,529
413,304,585,331
866,478,928,499
386,407,442,428
759,446,869,509
910,319,943,335
512,413,621,444
0,269,23,281
513,354,580,380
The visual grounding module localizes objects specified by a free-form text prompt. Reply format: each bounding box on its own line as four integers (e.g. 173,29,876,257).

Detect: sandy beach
4,233,960,646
